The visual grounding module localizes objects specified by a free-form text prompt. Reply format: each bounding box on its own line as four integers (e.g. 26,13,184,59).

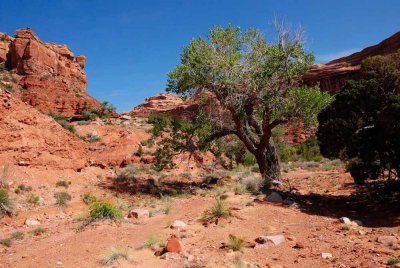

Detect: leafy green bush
54,192,72,206
81,101,116,121
0,189,13,216
83,192,99,205
48,112,77,134
89,201,122,220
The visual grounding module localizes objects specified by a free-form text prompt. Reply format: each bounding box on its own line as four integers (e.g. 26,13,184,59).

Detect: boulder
321,252,333,259
165,237,183,253
255,234,285,246
128,209,149,219
339,217,352,225
171,220,187,230
266,192,283,203
25,218,41,226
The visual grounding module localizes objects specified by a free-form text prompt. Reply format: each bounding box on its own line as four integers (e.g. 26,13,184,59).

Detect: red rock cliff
1,28,100,116
303,31,400,92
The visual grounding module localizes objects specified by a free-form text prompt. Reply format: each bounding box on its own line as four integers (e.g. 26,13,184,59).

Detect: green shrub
87,132,101,143
135,144,144,157
27,195,40,206
225,235,248,251
232,182,247,195
16,184,32,192
0,238,11,247
387,258,400,265
54,192,72,206
83,192,99,205
115,165,137,183
48,112,77,134
102,246,132,265
90,201,122,220
56,180,70,188
0,189,13,215
201,198,230,222
31,228,46,236
11,231,24,240
137,234,164,250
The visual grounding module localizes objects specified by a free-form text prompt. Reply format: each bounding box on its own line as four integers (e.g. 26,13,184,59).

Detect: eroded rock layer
0,28,100,116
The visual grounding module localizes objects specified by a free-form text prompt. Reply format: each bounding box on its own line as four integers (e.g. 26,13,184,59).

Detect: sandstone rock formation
129,92,198,118
303,31,400,92
1,28,100,116
0,89,87,170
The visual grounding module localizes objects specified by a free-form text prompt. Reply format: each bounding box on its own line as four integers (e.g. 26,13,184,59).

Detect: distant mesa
303,31,400,92
0,28,100,116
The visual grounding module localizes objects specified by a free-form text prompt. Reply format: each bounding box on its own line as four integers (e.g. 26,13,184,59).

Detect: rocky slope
0,28,100,116
0,89,88,170
303,31,400,92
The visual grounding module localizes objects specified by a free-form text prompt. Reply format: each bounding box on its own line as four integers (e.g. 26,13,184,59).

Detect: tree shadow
279,180,400,228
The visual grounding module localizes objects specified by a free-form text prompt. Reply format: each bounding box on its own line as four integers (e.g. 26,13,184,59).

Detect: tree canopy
317,52,400,184
154,24,333,189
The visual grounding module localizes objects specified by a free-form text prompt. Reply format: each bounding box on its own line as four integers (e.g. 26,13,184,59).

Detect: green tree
159,24,332,189
317,52,400,184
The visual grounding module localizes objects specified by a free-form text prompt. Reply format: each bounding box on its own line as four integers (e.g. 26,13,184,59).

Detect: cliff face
304,31,400,92
0,28,100,116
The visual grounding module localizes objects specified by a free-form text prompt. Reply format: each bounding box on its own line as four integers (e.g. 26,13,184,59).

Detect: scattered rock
321,252,332,259
293,242,305,249
160,252,180,260
339,217,352,225
120,115,132,120
25,218,41,226
128,209,149,219
171,220,187,230
266,192,283,203
352,220,363,226
377,235,398,245
255,234,285,246
166,236,183,253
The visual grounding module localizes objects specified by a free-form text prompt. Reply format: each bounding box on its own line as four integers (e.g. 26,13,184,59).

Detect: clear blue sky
1,1,399,112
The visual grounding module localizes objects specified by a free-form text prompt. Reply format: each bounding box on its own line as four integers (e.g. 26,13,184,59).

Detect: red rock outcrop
304,31,400,92
4,28,100,116
0,89,88,170
0,33,12,63
129,92,198,118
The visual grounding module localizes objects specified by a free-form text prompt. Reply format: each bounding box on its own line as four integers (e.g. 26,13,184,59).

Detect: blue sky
1,1,399,111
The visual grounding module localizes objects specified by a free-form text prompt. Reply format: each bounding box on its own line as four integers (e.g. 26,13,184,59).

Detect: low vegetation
56,180,71,188
201,198,230,222
0,189,13,216
54,192,72,206
83,192,99,205
0,238,11,247
101,246,132,266
89,201,123,220
225,235,249,252
137,234,164,250
31,228,46,236
81,101,116,121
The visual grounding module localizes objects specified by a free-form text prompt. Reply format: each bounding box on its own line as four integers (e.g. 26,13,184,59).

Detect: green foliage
225,235,249,252
11,231,24,240
56,180,70,188
48,112,77,134
137,234,164,250
102,247,132,266
27,194,40,206
148,113,173,136
115,165,137,183
54,192,72,206
83,192,99,205
277,137,323,163
388,258,400,265
318,52,400,185
15,184,32,194
31,228,46,235
201,198,230,222
89,201,123,220
82,101,116,121
135,144,143,157
0,238,11,247
0,189,13,216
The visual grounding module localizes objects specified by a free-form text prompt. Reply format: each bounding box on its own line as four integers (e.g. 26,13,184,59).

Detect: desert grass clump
0,238,11,247
27,194,40,206
11,231,24,240
201,198,230,222
83,192,99,205
241,175,262,194
101,246,132,266
115,165,137,183
90,201,123,220
56,180,71,188
15,184,32,194
137,234,164,250
387,258,400,265
225,235,249,252
31,227,46,236
232,182,247,195
0,189,13,216
54,192,72,206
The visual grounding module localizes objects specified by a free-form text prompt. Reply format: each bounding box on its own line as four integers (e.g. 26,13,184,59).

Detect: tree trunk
256,140,281,191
